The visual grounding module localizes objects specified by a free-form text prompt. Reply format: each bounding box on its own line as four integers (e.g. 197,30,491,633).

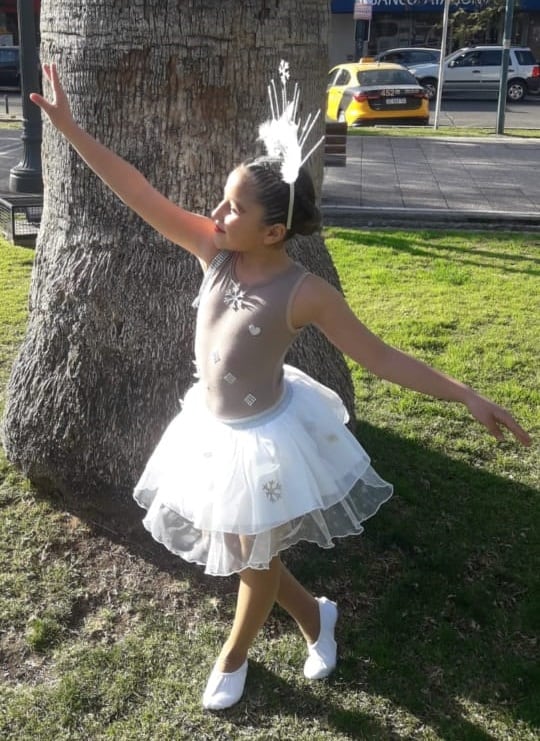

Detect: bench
0,193,43,246
323,121,347,167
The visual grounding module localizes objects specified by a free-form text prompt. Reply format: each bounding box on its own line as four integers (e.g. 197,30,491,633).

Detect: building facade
0,1,40,45
330,1,540,66
2,2,539,72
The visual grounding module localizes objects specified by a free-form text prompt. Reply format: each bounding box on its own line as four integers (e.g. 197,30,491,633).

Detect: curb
322,205,540,231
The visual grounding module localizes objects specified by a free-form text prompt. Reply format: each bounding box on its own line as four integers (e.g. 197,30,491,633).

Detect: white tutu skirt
133,365,393,576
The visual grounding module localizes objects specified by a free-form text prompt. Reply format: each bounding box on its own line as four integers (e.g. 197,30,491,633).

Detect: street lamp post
433,0,451,131
9,0,42,193
496,0,515,135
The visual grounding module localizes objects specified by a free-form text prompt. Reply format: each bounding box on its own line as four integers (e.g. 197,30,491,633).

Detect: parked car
326,62,429,126
0,46,20,90
374,47,441,68
409,45,540,102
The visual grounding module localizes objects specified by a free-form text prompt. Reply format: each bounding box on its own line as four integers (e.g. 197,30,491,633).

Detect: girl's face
211,167,282,252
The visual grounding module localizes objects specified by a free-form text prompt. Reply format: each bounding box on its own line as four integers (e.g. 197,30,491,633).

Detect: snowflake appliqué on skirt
263,480,282,502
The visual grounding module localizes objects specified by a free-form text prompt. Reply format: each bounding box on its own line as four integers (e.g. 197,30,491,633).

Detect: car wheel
507,79,526,102
337,109,346,123
420,78,437,101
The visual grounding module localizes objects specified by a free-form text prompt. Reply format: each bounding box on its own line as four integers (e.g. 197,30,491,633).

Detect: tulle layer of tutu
133,365,393,576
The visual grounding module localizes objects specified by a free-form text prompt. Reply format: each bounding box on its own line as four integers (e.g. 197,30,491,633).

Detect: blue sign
332,0,540,12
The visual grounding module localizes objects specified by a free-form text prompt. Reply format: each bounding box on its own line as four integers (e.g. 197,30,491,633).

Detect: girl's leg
203,554,282,709
217,558,320,668
276,562,320,644
203,552,335,708
217,555,329,652
216,555,282,672
276,562,338,681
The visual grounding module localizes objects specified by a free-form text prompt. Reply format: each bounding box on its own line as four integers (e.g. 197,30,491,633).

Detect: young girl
31,63,531,712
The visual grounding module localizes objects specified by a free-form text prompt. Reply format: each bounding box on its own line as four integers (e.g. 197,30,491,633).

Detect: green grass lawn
347,126,540,139
0,231,539,740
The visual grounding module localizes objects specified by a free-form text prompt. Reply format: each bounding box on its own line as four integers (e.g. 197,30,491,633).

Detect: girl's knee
239,555,281,585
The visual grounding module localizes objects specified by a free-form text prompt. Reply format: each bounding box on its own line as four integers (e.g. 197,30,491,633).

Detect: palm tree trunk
2,0,355,523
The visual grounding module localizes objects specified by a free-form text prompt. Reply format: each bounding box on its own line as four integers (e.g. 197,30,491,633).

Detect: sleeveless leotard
194,251,308,420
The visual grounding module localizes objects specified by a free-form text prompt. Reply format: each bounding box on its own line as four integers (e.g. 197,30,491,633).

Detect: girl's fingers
29,92,44,105
41,62,53,85
29,92,52,115
47,63,57,88
48,63,62,94
469,396,532,446
37,62,58,95
482,409,531,446
29,64,63,115
496,412,531,446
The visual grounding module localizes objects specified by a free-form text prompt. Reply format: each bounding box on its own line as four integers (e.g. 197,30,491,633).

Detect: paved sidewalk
2,125,540,230
322,134,540,230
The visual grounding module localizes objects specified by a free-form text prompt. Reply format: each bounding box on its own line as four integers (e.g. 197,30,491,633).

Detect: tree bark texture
2,0,355,521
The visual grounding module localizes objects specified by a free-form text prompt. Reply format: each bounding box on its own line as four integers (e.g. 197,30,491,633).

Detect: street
1,91,540,128
0,128,23,191
0,92,23,118
0,94,27,194
436,95,540,128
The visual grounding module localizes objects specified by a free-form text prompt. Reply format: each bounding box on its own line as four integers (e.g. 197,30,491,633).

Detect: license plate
386,97,406,105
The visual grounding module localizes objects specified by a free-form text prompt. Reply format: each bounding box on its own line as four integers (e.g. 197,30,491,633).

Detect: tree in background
2,0,355,524
450,0,520,49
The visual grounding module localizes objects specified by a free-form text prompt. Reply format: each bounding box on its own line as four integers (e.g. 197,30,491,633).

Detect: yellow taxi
326,61,429,126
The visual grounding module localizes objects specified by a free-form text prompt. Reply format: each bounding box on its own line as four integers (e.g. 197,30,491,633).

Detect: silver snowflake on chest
263,480,282,502
224,281,251,311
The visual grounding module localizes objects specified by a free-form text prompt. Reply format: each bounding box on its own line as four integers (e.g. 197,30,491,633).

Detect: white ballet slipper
202,659,248,710
303,597,338,680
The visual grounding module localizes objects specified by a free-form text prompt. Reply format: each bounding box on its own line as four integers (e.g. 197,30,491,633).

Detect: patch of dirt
0,505,237,685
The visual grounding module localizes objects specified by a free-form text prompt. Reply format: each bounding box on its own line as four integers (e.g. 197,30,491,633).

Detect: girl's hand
29,63,75,133
464,391,531,446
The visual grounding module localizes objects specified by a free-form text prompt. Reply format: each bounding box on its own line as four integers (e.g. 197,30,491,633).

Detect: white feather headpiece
258,60,324,230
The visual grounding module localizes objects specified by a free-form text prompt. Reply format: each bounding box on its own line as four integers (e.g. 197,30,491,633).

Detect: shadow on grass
13,418,538,740
281,420,538,740
327,228,540,277
224,663,497,741
219,660,389,739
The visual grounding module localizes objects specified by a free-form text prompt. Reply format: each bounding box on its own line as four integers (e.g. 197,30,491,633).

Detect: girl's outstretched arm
31,63,218,267
293,275,532,446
